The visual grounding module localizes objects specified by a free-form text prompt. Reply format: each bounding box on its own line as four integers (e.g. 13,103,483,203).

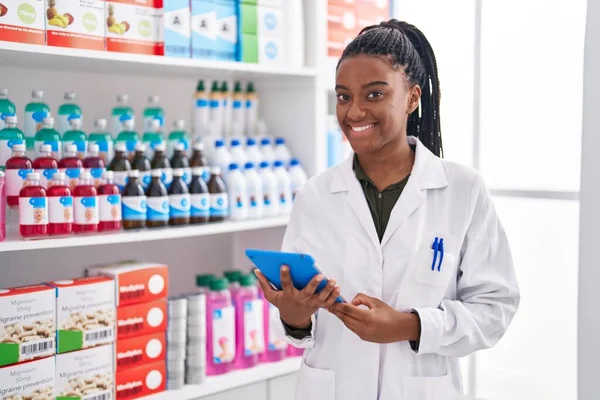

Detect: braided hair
338,19,443,157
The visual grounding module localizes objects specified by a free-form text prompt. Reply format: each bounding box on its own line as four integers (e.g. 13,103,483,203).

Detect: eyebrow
335,81,389,91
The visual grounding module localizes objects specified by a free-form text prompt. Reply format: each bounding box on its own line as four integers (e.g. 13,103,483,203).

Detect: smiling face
335,54,421,156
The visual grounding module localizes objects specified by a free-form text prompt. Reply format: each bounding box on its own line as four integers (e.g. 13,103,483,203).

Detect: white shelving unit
0,1,328,399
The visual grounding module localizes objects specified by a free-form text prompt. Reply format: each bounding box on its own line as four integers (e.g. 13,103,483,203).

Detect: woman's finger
300,273,324,298
254,270,277,303
314,279,336,304
280,265,295,292
322,287,341,308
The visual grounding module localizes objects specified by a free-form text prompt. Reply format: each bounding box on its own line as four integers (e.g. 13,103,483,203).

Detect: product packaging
115,332,166,372
0,0,45,45
45,276,116,354
46,0,106,51
191,0,216,59
214,0,236,61
0,285,56,367
0,357,55,400
55,344,114,399
163,0,190,57
115,361,166,400
116,299,167,340
106,0,164,55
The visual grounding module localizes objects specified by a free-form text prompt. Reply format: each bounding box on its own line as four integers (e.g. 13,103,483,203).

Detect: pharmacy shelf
0,216,289,253
0,42,318,80
150,357,301,400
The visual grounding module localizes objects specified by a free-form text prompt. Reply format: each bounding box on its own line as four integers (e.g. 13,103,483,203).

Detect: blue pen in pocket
437,238,445,271
431,237,439,271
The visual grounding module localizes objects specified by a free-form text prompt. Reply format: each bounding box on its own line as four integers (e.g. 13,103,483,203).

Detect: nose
347,99,366,121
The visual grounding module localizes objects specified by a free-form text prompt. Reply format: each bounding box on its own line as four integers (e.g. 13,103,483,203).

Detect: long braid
338,19,443,157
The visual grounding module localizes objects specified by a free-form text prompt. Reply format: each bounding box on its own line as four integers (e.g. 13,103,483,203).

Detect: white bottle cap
115,142,127,152
0,88,8,97
27,172,40,180
12,144,26,153
80,171,92,181
4,115,17,124
117,94,129,104
173,168,184,177
95,118,107,130
69,117,82,130
193,142,204,151
128,169,140,178
211,166,221,175
191,167,204,176
135,142,147,152
123,118,134,131
102,170,114,180
149,95,159,104
64,91,76,101
32,90,44,100
39,144,52,154
151,169,162,178
150,119,161,130
88,144,99,155
43,117,54,127
173,119,185,130
65,144,77,155
52,171,66,181
174,142,185,152
154,143,166,152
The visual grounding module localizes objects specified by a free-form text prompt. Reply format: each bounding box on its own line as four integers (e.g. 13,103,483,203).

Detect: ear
407,84,421,114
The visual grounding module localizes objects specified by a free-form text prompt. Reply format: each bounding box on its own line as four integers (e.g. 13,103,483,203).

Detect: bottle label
122,196,147,221
63,140,87,159
210,193,229,217
19,197,48,225
64,168,83,190
113,171,129,191
182,167,191,186
243,299,265,356
201,167,210,183
74,196,99,225
212,306,235,364
0,139,24,167
49,196,73,224
140,170,151,189
268,303,287,350
25,110,48,137
39,168,59,189
35,140,61,160
233,100,242,109
191,193,210,218
99,194,122,222
169,194,191,218
196,98,209,108
5,169,33,197
89,168,106,187
160,168,173,190
147,196,169,221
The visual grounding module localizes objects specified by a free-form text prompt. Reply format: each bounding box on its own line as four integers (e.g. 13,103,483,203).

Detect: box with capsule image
0,356,55,400
0,284,55,367
0,0,45,45
55,344,114,400
45,276,116,354
106,0,164,55
45,0,106,51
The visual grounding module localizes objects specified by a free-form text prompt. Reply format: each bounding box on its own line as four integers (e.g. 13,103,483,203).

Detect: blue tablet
245,249,345,303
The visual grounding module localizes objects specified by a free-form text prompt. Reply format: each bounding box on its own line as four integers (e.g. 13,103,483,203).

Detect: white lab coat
278,136,520,400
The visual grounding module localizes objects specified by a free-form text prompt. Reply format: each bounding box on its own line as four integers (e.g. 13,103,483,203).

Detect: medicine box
86,261,168,307
116,299,167,340
0,0,45,45
115,361,166,399
0,284,56,367
191,0,216,59
45,276,116,354
163,0,190,57
45,0,106,51
0,356,55,400
115,332,166,372
106,0,164,55
214,0,237,61
55,344,114,399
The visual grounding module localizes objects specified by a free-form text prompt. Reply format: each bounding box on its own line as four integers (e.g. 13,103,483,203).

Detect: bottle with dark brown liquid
132,142,152,190
121,169,146,230
190,142,210,182
145,169,169,228
207,166,228,222
168,168,191,226
189,166,210,224
108,143,131,192
170,143,191,187
151,143,173,190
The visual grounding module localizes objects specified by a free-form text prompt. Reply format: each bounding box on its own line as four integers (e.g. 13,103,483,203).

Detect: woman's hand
328,293,421,344
255,266,341,329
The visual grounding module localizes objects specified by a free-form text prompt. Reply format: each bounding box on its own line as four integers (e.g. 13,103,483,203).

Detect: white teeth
351,124,374,132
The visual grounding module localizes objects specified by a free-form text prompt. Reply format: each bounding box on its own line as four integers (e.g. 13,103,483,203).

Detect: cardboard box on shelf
55,344,114,400
115,332,166,372
163,0,190,57
0,284,56,367
45,0,106,51
45,276,115,354
214,0,237,61
116,299,166,340
0,0,46,45
0,356,55,400
106,0,164,56
258,34,282,64
115,361,166,400
86,261,168,306
191,0,216,60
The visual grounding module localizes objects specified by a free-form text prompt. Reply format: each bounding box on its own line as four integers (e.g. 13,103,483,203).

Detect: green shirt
353,155,410,241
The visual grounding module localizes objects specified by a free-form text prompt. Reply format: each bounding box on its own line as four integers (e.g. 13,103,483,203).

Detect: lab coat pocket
295,359,336,400
402,373,457,400
414,248,456,288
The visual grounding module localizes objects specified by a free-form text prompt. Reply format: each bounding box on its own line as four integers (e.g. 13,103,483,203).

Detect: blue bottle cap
244,162,254,170
229,163,239,171
215,139,224,147
290,159,300,167
247,138,256,146
231,139,240,147
275,137,285,145
273,160,284,168
259,161,270,169
261,138,271,145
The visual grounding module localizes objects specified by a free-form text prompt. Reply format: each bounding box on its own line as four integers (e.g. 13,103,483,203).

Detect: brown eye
337,94,350,102
367,91,383,99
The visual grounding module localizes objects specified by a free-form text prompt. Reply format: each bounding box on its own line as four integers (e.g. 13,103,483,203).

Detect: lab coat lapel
380,137,448,247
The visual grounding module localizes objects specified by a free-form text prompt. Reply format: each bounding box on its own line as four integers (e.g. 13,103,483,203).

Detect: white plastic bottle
226,163,248,221
273,161,292,215
260,138,276,165
258,161,279,217
289,159,308,200
243,162,264,219
213,139,232,175
274,138,292,166
245,138,263,166
230,139,247,166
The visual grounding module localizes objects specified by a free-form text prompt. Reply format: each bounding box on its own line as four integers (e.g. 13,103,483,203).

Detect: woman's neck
357,138,415,192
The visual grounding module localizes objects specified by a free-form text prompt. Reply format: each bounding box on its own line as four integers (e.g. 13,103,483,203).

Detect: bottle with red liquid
32,144,59,190
58,144,83,191
83,143,106,187
98,170,122,232
46,171,73,236
19,172,48,239
73,170,98,234
5,144,33,208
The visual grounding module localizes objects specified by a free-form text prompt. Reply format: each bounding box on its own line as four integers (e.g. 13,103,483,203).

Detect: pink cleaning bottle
259,287,288,363
287,344,304,358
233,273,264,369
206,277,236,376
